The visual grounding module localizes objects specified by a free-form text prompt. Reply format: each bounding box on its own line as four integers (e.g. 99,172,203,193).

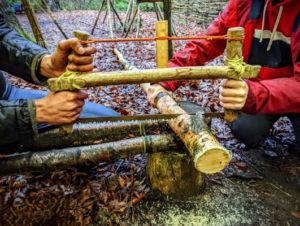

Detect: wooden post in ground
155,20,169,68
147,152,205,196
21,0,47,48
163,0,173,58
40,0,68,39
91,0,105,35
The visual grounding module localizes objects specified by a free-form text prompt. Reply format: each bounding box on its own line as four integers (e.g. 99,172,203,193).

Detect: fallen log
47,65,259,92
21,120,170,151
0,134,181,176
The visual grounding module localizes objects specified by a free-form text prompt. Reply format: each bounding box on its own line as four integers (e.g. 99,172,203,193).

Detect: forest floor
0,11,299,225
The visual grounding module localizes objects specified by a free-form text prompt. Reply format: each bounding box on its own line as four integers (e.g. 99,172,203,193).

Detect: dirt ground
0,11,299,225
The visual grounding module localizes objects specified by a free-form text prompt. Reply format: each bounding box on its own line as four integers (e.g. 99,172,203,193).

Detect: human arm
0,91,87,146
0,13,95,146
0,12,96,83
161,0,239,91
220,15,300,114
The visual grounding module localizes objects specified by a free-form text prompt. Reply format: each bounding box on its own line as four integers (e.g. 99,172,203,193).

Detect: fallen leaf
291,211,300,219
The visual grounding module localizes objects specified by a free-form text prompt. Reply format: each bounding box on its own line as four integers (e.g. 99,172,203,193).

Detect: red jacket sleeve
243,25,300,114
162,0,238,91
243,77,300,114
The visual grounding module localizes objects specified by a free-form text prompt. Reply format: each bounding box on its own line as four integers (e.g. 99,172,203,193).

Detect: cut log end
195,148,231,174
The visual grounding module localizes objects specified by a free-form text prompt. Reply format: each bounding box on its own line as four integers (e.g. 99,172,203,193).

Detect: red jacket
163,0,300,114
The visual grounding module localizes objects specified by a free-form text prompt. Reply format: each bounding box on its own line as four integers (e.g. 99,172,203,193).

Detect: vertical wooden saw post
224,27,244,122
59,30,90,133
156,20,169,68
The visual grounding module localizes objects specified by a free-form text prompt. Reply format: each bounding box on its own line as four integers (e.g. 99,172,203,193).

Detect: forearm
242,77,300,114
0,99,37,146
0,15,48,84
39,54,62,78
162,0,237,91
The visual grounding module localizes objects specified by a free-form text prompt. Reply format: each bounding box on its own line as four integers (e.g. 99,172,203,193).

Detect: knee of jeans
230,122,263,147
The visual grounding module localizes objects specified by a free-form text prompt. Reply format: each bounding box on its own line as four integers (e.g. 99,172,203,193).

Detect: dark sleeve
0,13,49,85
0,99,37,146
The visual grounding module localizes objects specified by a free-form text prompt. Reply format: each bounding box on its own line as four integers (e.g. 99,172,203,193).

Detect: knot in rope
226,57,247,78
53,71,83,91
139,123,147,153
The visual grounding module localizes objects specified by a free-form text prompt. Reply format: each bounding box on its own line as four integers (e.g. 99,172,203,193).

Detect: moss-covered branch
0,134,181,176
21,120,170,151
47,65,260,92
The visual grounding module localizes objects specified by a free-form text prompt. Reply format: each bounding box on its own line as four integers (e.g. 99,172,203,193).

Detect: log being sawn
113,21,232,174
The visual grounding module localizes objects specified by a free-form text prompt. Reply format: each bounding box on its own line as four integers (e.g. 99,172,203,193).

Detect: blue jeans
2,83,119,130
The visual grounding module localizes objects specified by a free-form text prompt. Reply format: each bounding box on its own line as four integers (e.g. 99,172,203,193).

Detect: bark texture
21,120,170,150
0,134,180,176
147,152,205,196
47,66,257,92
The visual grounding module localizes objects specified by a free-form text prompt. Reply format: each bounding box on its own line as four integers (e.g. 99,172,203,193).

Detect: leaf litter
1,10,299,225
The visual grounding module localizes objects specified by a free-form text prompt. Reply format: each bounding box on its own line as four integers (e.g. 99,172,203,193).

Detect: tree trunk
21,0,47,48
147,152,205,196
163,0,173,57
0,134,181,176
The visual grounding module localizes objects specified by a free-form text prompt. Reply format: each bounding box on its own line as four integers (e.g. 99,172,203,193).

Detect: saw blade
75,112,224,124
76,113,193,124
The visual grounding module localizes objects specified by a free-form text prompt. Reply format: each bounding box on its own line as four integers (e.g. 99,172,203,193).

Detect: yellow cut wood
59,30,90,133
224,27,260,122
47,66,258,92
156,20,169,68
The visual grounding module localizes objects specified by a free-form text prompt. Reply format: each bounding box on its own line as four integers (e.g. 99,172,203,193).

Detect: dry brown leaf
291,211,300,219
